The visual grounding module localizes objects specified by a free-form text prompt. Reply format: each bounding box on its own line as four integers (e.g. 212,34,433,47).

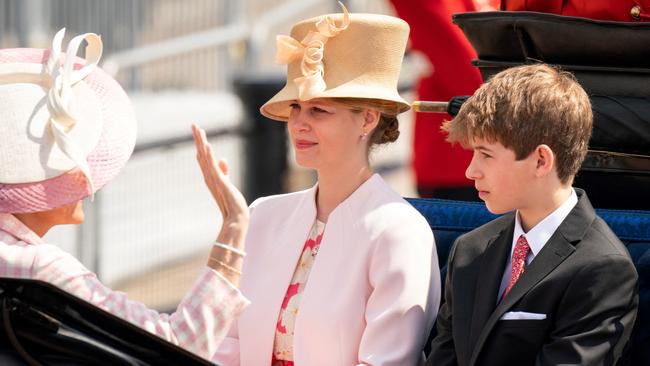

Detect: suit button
631,5,641,19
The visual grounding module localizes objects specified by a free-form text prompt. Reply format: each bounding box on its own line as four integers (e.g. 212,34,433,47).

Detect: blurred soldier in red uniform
390,0,648,200
389,0,499,200
503,0,650,21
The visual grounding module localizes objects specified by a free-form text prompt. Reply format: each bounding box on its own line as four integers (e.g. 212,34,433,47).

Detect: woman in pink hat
207,4,440,365
0,29,251,360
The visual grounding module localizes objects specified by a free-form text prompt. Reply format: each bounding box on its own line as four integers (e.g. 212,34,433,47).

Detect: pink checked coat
0,213,248,361
213,174,441,365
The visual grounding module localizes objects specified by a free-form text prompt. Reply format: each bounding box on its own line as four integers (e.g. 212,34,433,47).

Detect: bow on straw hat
275,2,350,100
260,3,411,121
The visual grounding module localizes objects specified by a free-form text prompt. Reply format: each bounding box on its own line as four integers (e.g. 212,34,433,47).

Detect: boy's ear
534,144,555,177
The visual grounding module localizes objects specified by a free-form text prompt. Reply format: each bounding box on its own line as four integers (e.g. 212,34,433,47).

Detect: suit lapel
467,190,597,366
467,224,513,351
469,233,575,365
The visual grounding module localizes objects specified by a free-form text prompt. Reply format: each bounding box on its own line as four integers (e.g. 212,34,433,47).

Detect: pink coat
213,174,440,365
0,213,248,360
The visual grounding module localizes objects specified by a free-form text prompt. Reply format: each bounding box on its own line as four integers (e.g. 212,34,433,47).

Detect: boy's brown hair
443,64,592,183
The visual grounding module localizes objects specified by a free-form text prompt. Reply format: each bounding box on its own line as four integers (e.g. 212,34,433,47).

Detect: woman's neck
315,165,374,222
13,212,52,237
12,201,84,237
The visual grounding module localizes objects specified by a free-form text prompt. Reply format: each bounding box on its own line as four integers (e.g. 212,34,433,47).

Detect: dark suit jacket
427,189,639,366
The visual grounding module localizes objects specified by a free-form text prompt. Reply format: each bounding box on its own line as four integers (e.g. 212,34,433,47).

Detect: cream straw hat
260,3,411,121
0,28,137,213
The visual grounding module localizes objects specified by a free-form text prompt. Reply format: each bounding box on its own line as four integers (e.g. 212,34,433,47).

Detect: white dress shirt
497,189,578,301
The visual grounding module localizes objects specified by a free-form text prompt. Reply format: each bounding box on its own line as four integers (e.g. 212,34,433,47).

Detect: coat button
631,5,641,19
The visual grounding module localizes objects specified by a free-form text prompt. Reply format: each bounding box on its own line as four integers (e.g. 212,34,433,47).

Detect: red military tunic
389,0,499,192
503,0,650,22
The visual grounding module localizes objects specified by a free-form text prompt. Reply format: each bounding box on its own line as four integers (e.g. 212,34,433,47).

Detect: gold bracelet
208,257,243,275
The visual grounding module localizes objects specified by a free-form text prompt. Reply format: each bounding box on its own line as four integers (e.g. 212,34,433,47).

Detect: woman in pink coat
0,28,250,361
210,4,441,365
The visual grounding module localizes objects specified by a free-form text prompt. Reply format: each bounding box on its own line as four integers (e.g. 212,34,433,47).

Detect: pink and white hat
0,28,137,213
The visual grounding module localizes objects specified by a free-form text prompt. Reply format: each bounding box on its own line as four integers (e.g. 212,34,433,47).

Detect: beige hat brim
260,81,411,121
260,11,412,122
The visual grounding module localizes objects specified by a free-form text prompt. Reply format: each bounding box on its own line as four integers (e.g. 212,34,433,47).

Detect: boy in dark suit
427,64,638,366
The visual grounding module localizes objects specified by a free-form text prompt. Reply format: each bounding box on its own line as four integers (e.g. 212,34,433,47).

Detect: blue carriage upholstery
406,198,650,364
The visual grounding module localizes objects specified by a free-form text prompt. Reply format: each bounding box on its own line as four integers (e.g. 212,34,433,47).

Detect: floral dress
271,220,325,365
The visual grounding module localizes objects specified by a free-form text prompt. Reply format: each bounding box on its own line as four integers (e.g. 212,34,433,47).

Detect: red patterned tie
501,235,531,301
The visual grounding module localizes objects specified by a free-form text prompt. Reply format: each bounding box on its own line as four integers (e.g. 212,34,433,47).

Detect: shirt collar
513,188,578,257
0,213,45,245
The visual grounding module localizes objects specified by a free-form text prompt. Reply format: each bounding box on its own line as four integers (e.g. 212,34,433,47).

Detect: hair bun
379,117,400,144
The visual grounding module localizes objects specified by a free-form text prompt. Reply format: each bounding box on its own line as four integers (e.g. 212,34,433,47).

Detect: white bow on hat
45,28,103,196
0,27,138,214
0,28,103,198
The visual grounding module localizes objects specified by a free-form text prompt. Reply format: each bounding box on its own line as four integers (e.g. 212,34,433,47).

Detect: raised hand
192,123,249,284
